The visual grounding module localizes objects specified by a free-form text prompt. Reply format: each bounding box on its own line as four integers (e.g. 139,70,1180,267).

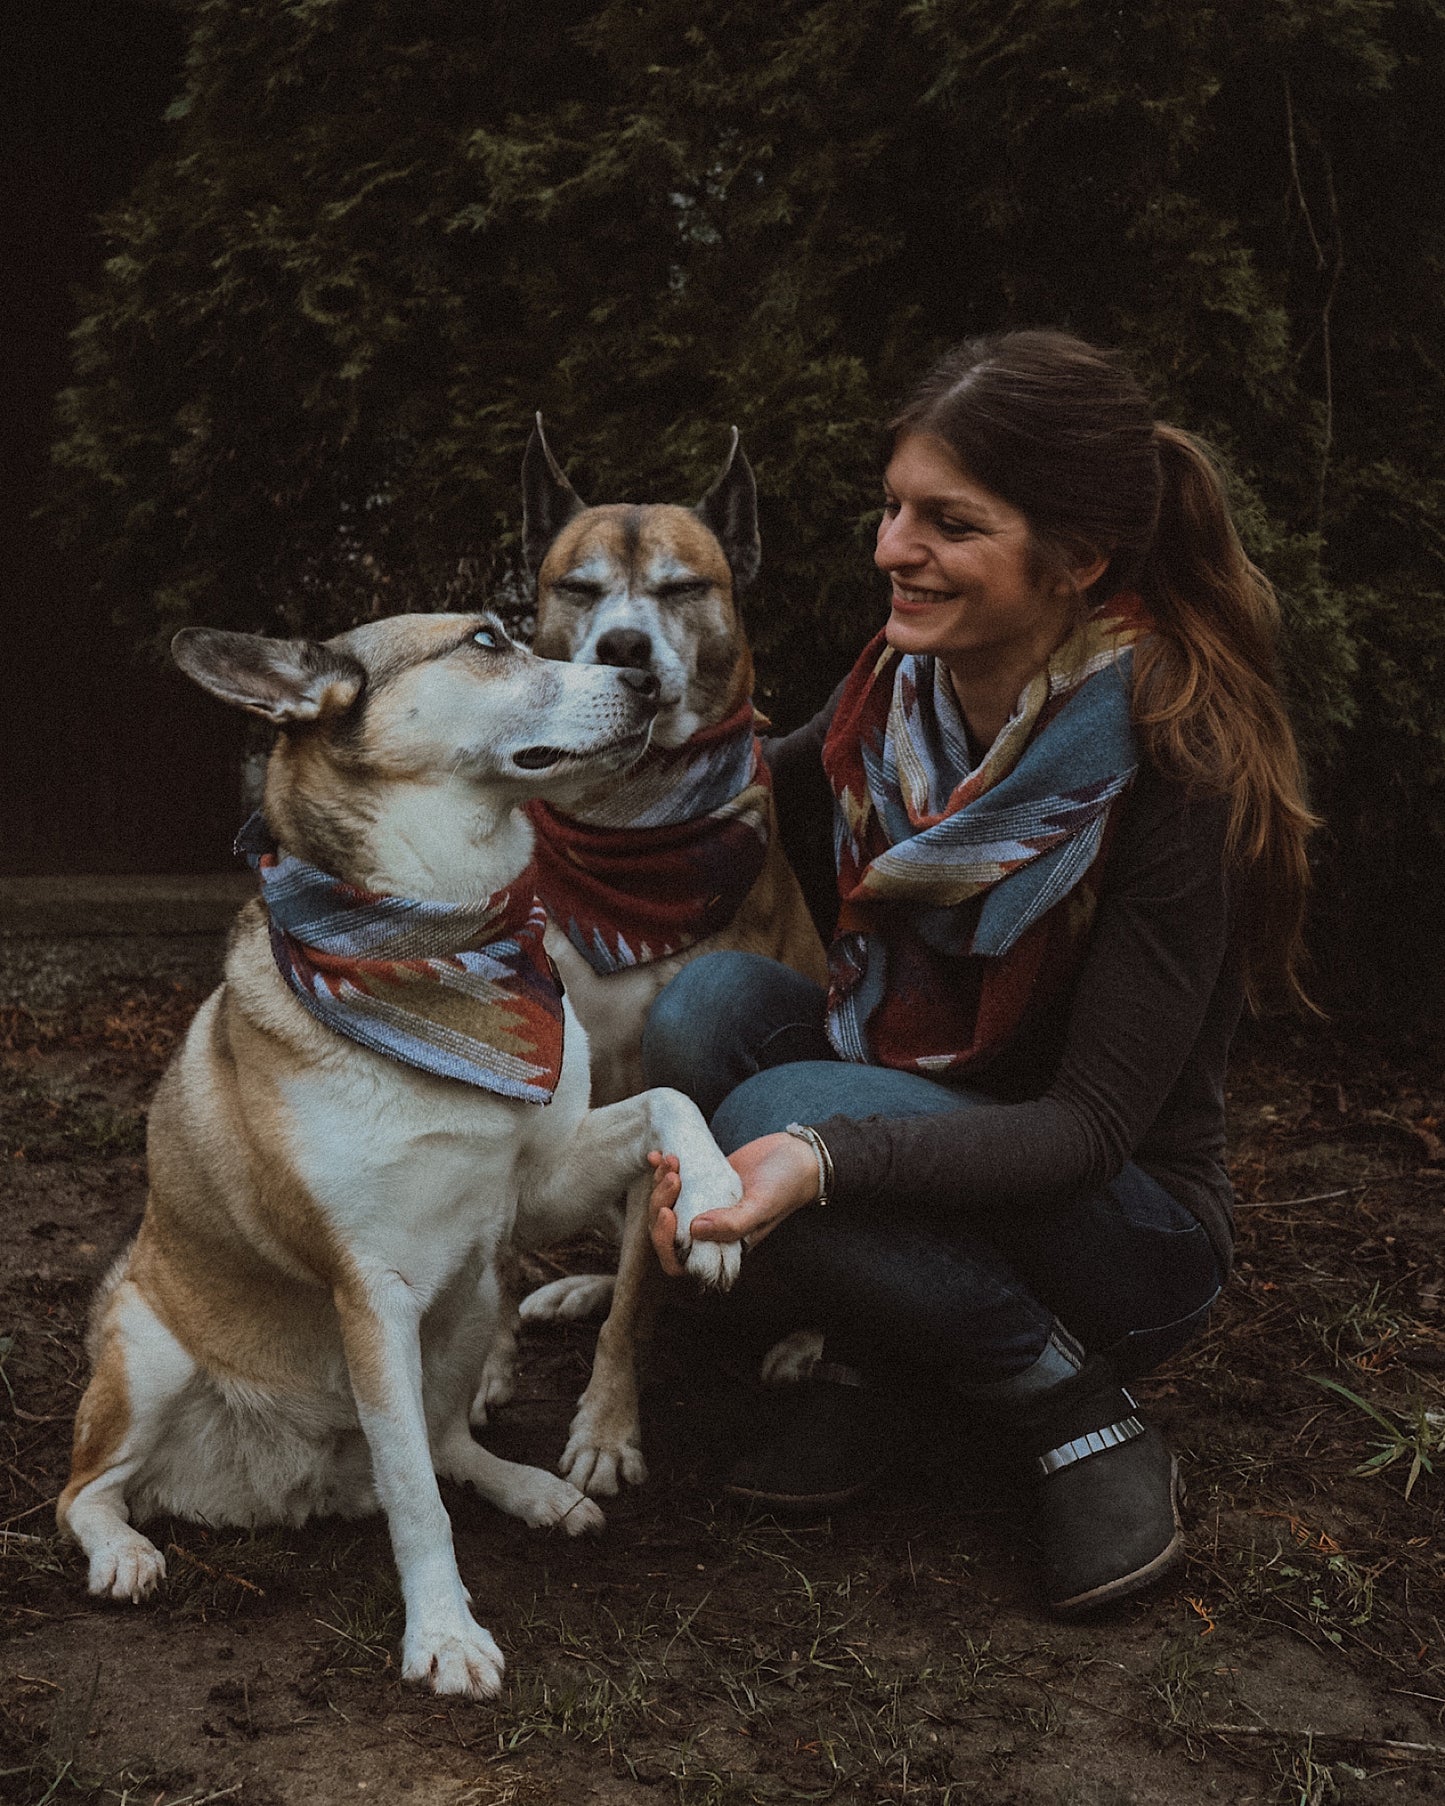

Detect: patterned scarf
235,814,565,1104
527,700,772,975
823,597,1149,1077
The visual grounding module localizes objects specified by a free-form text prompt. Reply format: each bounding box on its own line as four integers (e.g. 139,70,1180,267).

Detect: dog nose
616,666,661,700
595,628,654,671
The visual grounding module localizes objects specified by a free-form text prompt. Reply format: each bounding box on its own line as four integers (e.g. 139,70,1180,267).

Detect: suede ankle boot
1016,1357,1185,1617
724,1362,895,1512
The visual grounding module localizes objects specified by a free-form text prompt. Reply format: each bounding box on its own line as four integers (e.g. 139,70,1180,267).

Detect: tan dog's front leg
335,1273,504,1700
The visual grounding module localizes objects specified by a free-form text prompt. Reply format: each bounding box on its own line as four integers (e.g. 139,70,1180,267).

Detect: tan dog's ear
171,628,365,724
695,427,761,592
522,414,587,577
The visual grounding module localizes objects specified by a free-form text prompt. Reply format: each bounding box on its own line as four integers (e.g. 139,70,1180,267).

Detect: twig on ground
1237,1186,1368,1209
1,1497,57,1528
166,1542,266,1596
1200,1725,1444,1760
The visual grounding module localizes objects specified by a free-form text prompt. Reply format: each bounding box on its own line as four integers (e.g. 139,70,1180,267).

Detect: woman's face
875,433,1091,685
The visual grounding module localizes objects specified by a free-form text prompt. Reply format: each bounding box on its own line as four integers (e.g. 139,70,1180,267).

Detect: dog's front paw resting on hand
672,1154,745,1292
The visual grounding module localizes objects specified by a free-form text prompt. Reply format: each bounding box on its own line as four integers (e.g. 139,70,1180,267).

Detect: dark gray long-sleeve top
764,695,1243,1275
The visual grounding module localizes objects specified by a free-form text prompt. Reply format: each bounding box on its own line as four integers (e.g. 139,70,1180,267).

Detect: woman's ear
1069,550,1112,595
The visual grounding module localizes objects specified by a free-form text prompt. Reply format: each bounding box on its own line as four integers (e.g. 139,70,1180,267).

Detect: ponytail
1132,427,1318,1008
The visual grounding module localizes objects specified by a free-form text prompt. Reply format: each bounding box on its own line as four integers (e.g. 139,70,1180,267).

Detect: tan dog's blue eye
473,627,500,650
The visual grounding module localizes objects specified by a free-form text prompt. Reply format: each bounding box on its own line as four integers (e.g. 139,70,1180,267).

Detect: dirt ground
2,962,1443,1806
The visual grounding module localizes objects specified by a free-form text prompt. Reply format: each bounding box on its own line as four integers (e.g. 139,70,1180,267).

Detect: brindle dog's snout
595,628,654,673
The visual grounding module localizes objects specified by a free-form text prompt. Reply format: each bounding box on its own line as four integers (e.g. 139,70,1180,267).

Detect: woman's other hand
646,1134,821,1276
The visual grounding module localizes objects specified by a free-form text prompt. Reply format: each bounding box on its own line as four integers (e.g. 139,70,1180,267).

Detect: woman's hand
646,1132,823,1277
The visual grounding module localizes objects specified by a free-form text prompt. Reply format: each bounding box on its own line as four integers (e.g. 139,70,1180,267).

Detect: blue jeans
643,953,1222,1395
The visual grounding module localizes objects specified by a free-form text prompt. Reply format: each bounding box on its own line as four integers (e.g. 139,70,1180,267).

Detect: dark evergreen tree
52,0,1445,1010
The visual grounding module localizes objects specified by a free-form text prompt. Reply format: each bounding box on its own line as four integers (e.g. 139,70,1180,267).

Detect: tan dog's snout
502,654,661,782
612,660,660,701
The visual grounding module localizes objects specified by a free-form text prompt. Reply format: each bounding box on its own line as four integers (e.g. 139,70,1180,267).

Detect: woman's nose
875,510,922,572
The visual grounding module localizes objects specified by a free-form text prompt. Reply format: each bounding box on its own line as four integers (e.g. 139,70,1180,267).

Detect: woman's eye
938,519,976,538
473,626,500,650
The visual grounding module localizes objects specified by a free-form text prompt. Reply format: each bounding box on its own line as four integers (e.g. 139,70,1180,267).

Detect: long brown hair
890,330,1317,1006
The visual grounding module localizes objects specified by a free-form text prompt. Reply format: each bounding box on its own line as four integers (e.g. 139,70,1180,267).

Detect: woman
642,330,1314,1616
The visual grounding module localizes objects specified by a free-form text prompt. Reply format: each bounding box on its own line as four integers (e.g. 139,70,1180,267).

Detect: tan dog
484,424,827,1496
57,612,745,1700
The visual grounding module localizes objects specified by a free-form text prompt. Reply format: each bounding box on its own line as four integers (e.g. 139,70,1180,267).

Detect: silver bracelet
784,1122,833,1208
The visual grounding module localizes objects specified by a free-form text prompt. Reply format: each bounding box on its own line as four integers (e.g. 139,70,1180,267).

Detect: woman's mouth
890,584,952,612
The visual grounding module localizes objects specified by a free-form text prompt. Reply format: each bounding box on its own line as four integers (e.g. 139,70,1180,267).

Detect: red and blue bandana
527,700,772,975
822,598,1150,1077
235,814,565,1104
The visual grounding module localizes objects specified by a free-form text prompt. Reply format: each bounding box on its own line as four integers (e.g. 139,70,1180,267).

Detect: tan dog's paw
672,1155,744,1292
88,1534,166,1603
403,1619,505,1699
682,1236,741,1292
499,1465,606,1536
518,1274,617,1323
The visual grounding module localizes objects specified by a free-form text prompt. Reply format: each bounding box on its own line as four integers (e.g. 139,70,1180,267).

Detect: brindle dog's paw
518,1273,617,1323
469,1337,519,1427
760,1327,826,1386
559,1406,649,1498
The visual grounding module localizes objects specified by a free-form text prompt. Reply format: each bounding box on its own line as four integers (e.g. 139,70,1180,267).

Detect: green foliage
51,0,1445,1010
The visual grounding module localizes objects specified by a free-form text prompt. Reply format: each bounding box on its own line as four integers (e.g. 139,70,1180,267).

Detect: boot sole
722,1470,884,1511
1048,1458,1186,1618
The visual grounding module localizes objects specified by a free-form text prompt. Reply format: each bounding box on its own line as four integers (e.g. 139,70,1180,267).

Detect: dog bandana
235,815,565,1104
822,597,1149,1077
527,699,772,974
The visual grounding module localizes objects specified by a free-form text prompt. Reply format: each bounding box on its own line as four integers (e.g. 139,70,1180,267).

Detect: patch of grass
502,1663,656,1750
500,1588,701,1751
1309,1376,1445,1499
659,1746,840,1805
1266,1733,1373,1806
835,1675,966,1795
1310,1281,1413,1367
1146,1635,1215,1750
313,1574,401,1679
713,1518,873,1665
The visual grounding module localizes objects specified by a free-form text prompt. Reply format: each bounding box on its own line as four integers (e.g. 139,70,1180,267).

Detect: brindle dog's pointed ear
172,628,365,725
522,414,587,577
695,427,761,593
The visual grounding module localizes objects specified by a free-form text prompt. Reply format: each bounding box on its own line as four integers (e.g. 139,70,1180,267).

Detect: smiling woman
641,329,1317,1619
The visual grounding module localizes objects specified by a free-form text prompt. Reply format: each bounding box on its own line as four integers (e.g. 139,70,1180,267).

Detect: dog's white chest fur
281,1006,594,1290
